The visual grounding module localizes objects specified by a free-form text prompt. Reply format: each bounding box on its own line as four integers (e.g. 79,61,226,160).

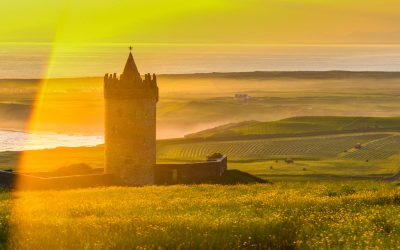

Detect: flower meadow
0,180,399,249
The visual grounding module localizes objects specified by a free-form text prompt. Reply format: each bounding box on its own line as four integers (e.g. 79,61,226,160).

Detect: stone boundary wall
155,156,228,184
0,156,228,189
0,170,115,190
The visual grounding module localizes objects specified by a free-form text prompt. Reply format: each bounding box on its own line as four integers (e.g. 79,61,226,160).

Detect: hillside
186,116,400,138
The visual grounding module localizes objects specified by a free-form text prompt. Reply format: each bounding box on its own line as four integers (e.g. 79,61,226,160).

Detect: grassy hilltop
186,116,400,138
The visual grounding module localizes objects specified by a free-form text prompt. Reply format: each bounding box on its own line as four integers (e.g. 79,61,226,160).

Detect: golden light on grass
4,182,400,248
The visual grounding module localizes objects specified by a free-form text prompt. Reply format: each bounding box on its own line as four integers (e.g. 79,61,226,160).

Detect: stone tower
104,49,158,185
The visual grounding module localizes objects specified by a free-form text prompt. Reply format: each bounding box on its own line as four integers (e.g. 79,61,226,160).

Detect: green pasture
188,116,400,138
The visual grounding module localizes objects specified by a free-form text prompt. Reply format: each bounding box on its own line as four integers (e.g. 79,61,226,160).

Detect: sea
1,43,400,151
1,43,400,79
0,130,103,152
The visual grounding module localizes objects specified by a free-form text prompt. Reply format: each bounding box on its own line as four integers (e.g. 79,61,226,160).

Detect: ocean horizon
1,43,400,79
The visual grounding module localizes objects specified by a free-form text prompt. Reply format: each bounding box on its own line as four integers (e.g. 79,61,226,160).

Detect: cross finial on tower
129,46,133,52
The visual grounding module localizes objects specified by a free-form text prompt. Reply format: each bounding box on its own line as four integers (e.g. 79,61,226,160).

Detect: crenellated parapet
104,72,158,101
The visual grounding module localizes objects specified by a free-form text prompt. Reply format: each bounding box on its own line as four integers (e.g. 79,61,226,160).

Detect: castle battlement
104,72,158,100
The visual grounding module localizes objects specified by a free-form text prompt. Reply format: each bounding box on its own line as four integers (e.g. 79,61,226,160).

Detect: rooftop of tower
121,50,141,82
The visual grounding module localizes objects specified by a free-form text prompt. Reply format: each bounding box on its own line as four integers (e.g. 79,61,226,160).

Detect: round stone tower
104,50,158,185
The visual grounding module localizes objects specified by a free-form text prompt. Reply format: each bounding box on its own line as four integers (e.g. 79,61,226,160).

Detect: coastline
0,130,104,152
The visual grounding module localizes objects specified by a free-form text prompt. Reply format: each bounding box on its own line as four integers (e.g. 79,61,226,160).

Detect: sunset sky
2,0,400,44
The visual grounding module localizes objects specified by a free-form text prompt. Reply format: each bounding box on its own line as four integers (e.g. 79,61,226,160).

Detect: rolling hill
186,116,400,138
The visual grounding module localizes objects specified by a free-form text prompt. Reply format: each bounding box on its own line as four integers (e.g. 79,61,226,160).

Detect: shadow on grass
176,170,271,185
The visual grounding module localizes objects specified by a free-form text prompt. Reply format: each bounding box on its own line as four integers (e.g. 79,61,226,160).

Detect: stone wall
105,98,157,185
155,156,228,184
0,156,228,189
0,170,115,190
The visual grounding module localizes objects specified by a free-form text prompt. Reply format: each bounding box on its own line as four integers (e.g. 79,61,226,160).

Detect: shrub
53,163,93,176
207,153,224,161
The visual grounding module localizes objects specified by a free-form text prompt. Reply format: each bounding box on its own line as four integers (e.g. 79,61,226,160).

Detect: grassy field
159,133,397,161
0,180,398,249
187,116,400,138
231,158,400,178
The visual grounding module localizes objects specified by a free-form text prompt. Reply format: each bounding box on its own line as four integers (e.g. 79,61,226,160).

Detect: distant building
234,93,251,101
